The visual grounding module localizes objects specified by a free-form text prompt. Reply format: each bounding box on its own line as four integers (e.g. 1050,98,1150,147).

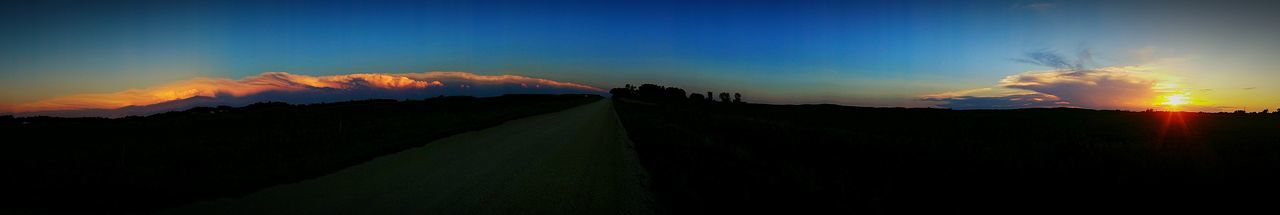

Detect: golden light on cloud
920,64,1217,111
0,71,603,114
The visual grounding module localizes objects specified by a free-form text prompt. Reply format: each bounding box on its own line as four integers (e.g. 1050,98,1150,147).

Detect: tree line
609,84,743,104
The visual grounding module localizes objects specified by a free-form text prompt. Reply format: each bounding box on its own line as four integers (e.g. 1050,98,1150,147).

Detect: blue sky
3,0,1278,110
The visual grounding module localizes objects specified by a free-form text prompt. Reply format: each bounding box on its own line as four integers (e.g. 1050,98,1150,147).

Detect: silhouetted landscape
4,86,1279,214
610,83,1280,214
6,1,1280,214
1,94,600,214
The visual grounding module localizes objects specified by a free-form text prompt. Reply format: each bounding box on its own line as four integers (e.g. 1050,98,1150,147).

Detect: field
0,94,601,214
613,97,1280,214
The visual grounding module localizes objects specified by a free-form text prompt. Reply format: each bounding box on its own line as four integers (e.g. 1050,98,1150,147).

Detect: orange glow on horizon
1154,93,1196,111
1,71,604,113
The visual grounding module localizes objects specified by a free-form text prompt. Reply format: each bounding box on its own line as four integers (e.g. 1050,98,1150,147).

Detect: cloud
925,50,1182,110
997,67,1169,110
2,71,604,115
922,93,1066,109
1012,49,1095,71
397,72,603,92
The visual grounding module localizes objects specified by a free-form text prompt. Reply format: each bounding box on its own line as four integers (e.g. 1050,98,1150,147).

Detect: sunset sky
3,0,1279,114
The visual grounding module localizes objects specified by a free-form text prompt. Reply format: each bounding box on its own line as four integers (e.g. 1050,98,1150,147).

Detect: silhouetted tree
610,87,634,98
1263,109,1271,114
615,83,694,102
638,84,665,98
610,84,644,98
733,93,742,103
719,92,731,103
664,87,688,100
689,93,706,101
706,92,713,101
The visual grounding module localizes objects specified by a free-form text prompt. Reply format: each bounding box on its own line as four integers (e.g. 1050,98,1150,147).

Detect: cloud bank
925,50,1182,110
923,93,1065,109
2,71,604,117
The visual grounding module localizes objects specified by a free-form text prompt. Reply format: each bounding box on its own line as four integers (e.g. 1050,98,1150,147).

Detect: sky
3,0,1279,114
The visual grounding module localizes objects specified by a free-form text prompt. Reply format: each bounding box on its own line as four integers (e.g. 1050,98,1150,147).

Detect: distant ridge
13,82,603,118
4,71,605,117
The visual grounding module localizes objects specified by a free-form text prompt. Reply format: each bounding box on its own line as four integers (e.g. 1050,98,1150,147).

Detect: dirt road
162,100,655,214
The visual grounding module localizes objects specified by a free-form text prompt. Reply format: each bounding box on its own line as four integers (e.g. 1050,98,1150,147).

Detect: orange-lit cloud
1,71,603,114
922,49,1204,111
398,72,603,92
924,67,1184,110
998,66,1174,110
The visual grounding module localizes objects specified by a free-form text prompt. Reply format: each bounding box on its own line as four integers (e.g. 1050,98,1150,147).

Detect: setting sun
1161,93,1191,106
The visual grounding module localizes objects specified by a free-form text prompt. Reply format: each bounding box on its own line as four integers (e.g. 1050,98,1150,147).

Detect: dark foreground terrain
1,94,601,214
161,99,653,215
613,89,1280,214
4,88,1277,214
